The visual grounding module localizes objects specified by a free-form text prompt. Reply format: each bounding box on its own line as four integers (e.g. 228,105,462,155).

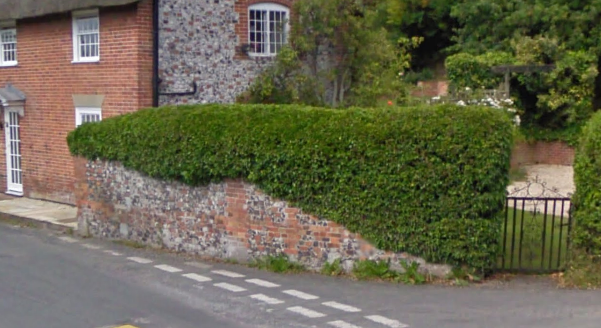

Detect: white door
5,108,22,195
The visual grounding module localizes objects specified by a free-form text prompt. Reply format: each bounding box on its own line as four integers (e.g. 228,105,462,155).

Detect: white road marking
245,278,280,288
322,301,362,312
182,273,212,283
286,306,326,318
250,294,285,305
59,236,78,243
154,264,183,273
185,261,212,270
282,289,319,300
214,282,247,292
328,320,363,328
127,257,153,264
211,270,245,278
365,315,408,328
103,250,122,256
81,244,101,250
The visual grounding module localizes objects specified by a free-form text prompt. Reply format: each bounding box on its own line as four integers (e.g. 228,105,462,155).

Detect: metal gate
498,177,572,273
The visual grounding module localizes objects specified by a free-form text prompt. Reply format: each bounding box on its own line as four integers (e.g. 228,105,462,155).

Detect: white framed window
75,107,102,127
72,9,100,63
0,25,17,67
248,3,289,57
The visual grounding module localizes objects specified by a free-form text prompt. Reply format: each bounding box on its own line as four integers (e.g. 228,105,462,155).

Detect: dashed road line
182,273,212,283
103,250,122,256
245,278,280,288
81,244,101,250
214,282,247,292
328,320,363,328
365,315,408,328
127,257,153,264
154,264,183,273
250,294,285,305
322,301,362,313
211,270,245,278
282,289,319,300
59,236,78,243
287,306,326,318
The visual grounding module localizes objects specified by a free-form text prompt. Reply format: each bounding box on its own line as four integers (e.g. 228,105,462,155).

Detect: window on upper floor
75,107,102,127
72,9,100,63
248,3,289,57
0,25,17,67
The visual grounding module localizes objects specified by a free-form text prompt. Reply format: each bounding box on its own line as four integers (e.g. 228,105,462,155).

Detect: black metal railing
499,196,572,273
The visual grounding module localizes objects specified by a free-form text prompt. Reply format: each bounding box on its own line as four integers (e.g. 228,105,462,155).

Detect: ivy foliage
67,104,513,270
572,112,601,255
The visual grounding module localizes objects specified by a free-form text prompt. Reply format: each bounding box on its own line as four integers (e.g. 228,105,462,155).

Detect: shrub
572,112,601,256
68,104,513,270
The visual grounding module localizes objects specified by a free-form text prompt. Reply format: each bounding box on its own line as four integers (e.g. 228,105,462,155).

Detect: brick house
0,0,294,204
0,0,154,203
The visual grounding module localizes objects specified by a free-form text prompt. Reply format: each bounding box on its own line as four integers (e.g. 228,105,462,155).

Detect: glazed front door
4,108,22,195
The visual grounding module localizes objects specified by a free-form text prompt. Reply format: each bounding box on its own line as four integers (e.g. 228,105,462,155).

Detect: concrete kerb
0,211,75,234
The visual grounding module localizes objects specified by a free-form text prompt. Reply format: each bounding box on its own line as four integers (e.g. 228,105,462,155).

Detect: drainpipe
152,0,160,107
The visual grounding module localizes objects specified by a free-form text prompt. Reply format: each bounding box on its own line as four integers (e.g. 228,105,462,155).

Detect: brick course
0,1,153,203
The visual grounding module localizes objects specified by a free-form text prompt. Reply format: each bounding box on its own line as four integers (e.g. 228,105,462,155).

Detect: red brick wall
0,1,153,204
511,141,575,168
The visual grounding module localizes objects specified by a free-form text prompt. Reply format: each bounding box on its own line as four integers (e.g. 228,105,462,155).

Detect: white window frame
72,9,100,63
75,107,102,127
0,20,17,67
248,3,289,57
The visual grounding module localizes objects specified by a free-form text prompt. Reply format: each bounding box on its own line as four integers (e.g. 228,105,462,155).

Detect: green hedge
572,112,601,255
68,104,513,270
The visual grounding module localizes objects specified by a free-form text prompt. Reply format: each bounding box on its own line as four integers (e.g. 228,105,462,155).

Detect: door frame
4,106,23,196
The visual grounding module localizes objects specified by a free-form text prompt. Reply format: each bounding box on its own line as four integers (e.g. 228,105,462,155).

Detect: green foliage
445,52,514,89
241,0,418,108
519,123,583,147
449,0,601,128
67,104,513,270
352,260,426,284
250,255,306,274
321,259,344,276
398,261,426,285
380,0,459,69
563,250,601,289
572,112,601,256
353,260,397,280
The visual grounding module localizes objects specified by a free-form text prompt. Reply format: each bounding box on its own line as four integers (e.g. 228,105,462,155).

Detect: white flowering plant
430,87,521,126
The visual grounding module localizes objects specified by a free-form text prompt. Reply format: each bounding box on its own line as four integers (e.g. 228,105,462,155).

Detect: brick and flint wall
75,158,451,277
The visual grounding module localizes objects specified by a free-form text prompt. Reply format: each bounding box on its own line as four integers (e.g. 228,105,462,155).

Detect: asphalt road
1,223,601,328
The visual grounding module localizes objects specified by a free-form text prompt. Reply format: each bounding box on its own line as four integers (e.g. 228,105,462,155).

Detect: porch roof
0,0,140,21
0,84,26,107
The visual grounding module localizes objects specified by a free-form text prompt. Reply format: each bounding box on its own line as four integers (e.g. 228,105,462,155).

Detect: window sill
72,59,100,64
248,53,277,59
0,63,18,68
5,190,23,197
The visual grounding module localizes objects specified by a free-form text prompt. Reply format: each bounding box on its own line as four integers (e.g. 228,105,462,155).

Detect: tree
241,0,419,107
449,0,601,127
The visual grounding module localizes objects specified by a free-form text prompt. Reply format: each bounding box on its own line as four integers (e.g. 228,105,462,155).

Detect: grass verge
498,207,570,272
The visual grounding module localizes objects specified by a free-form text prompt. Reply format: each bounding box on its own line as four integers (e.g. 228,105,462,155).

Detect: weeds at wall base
561,251,601,289
249,255,307,274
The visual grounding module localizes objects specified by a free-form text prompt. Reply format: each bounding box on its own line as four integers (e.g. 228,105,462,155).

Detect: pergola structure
491,64,556,94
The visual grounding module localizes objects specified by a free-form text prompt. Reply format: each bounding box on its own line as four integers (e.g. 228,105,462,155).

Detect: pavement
1,222,601,328
0,196,77,230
